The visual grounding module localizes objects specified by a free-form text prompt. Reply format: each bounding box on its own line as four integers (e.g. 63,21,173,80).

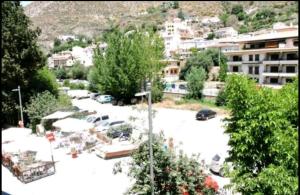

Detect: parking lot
2,98,231,194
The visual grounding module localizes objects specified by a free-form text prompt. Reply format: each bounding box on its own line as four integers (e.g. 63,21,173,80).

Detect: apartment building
225,28,298,86
160,18,194,57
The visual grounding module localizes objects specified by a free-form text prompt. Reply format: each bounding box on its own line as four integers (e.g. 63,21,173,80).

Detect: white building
224,27,298,86
201,16,221,26
48,51,75,69
160,18,194,57
215,27,238,38
71,46,94,67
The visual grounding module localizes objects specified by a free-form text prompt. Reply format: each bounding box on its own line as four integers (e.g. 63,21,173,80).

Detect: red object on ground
46,132,55,142
204,176,219,192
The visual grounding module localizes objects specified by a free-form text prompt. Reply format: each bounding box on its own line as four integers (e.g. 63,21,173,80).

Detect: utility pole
12,85,24,123
147,82,155,195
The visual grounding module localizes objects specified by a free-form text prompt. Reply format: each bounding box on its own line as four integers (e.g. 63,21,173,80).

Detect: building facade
224,28,298,86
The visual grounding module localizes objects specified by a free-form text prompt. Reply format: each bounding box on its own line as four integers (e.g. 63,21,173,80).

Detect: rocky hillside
24,1,297,52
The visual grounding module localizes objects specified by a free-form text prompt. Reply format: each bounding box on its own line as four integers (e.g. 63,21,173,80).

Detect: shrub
186,67,206,99
215,89,226,106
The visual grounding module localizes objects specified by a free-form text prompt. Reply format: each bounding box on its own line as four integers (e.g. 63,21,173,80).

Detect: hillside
24,1,298,53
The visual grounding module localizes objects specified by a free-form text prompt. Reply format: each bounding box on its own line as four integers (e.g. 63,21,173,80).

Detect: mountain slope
24,1,297,52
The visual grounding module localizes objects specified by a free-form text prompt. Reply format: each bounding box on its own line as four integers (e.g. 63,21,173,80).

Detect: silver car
209,154,225,176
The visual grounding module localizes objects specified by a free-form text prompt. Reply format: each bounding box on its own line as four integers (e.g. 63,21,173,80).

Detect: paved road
2,98,232,195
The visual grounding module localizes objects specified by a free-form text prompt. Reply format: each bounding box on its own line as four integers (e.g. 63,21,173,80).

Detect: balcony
263,59,298,65
227,61,242,66
262,72,297,77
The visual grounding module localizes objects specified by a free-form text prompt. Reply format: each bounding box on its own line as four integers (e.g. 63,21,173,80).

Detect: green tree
54,37,61,47
70,61,87,79
180,51,213,80
231,4,243,15
120,133,218,194
54,68,68,79
92,27,164,103
2,1,47,126
185,67,206,99
219,13,229,27
224,75,298,194
31,67,59,97
206,32,215,40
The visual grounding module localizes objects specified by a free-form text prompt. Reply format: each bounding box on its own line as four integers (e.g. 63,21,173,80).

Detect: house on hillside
48,52,75,68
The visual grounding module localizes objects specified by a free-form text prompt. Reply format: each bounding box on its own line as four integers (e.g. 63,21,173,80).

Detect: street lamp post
135,81,155,195
12,85,24,124
146,82,155,195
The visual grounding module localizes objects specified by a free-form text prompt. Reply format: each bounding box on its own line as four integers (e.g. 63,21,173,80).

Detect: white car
209,154,225,176
95,120,125,132
96,95,113,103
86,114,110,127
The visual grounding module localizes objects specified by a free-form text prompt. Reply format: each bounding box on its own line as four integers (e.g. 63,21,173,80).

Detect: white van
85,114,110,127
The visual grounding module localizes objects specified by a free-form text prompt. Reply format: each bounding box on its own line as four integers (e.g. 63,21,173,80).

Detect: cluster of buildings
48,43,107,69
159,17,298,86
48,18,298,87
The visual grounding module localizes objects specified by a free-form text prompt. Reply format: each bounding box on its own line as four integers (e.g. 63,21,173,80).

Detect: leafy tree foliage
231,4,243,16
219,13,229,27
173,1,179,9
2,1,47,126
122,133,218,194
185,67,206,99
25,91,72,132
70,61,88,79
91,27,164,103
206,32,215,40
53,68,68,79
224,75,298,194
180,49,227,81
30,67,59,97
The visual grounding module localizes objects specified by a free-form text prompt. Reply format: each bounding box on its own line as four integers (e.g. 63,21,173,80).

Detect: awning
52,118,93,133
2,127,32,143
42,111,74,120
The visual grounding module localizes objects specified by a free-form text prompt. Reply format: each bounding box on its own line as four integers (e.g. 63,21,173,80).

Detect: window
286,53,298,60
270,66,279,73
286,66,295,73
255,54,259,61
177,62,180,66
270,54,279,60
232,66,239,72
270,78,278,84
248,66,253,74
255,67,259,75
286,78,293,83
102,115,109,120
249,55,253,61
294,39,298,47
233,56,241,61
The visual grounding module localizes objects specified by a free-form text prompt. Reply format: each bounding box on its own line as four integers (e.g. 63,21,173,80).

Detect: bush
151,79,165,103
70,61,87,79
215,89,226,106
121,133,219,194
206,32,215,40
186,67,206,99
63,79,70,87
31,67,59,97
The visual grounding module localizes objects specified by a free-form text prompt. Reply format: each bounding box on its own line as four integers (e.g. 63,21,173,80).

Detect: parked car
85,114,109,127
196,109,216,120
106,122,132,139
90,93,100,100
95,120,125,132
209,154,225,177
97,95,114,104
111,99,124,106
